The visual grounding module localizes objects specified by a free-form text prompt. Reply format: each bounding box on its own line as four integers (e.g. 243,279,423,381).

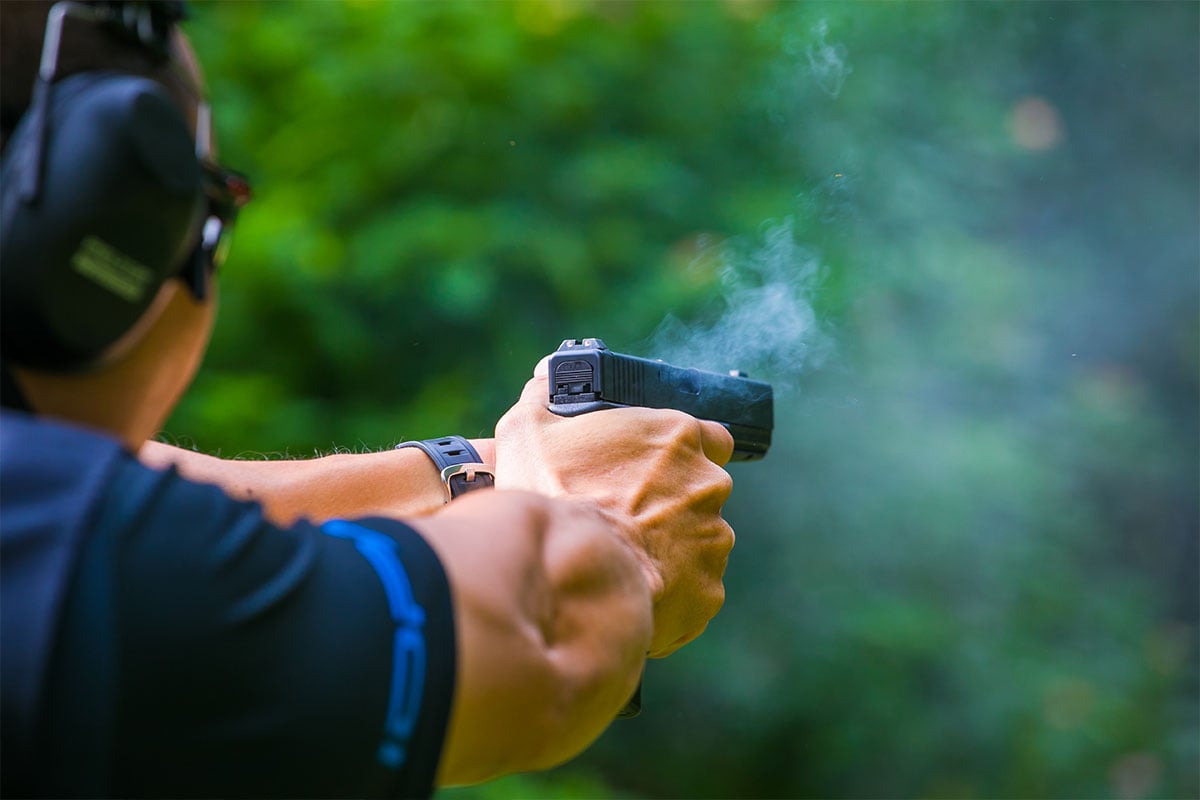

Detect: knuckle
683,414,709,446
494,411,518,440
696,464,733,508
704,515,734,557
655,408,701,438
660,412,707,455
705,582,726,619
497,399,540,432
712,467,734,500
718,519,735,557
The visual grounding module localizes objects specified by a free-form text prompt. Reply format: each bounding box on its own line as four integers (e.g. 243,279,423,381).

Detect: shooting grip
546,339,774,719
546,391,647,718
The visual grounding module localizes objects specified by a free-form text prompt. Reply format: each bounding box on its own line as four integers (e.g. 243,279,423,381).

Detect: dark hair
0,1,194,152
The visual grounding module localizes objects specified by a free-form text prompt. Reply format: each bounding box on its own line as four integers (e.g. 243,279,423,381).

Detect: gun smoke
638,218,831,396
801,18,853,99
638,18,850,394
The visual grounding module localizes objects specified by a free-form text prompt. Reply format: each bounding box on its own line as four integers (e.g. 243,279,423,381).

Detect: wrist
468,437,495,467
396,435,495,504
389,446,452,516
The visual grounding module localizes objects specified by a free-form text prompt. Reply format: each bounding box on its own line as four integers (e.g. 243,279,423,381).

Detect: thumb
517,355,553,405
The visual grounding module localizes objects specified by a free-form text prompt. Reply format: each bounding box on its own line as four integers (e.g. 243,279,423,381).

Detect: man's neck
5,281,214,453
9,366,153,451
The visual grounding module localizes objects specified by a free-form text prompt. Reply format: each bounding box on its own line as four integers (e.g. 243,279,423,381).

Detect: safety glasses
193,104,252,287
198,161,252,271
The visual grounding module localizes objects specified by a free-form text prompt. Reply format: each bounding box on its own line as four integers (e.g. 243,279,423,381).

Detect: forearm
138,440,488,524
412,491,652,786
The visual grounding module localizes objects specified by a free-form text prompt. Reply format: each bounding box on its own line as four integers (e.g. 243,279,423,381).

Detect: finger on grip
698,420,735,467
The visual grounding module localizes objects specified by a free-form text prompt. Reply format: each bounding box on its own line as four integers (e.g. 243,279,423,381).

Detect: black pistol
546,338,774,719
547,338,773,461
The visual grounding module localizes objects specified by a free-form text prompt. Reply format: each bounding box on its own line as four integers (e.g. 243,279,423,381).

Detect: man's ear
0,73,205,371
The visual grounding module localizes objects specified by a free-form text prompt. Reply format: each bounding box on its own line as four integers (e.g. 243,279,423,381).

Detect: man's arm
417,370,734,785
142,363,734,787
138,438,496,524
410,490,653,786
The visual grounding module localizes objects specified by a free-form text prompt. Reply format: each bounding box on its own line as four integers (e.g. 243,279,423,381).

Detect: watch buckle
441,463,495,499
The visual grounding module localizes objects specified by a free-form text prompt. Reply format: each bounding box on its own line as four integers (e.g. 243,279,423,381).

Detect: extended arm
410,490,652,786
141,360,735,788
416,369,733,787
136,437,675,787
138,438,495,524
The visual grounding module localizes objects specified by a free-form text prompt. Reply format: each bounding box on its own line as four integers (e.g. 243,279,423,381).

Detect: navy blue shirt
0,411,456,798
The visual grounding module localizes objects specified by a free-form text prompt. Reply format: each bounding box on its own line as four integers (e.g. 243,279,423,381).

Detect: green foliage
178,0,786,451
174,1,1197,798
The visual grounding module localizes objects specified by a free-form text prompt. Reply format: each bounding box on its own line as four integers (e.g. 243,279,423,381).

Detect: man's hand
493,359,735,658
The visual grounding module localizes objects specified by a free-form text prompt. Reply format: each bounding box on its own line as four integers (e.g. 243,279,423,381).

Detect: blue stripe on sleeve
321,519,429,770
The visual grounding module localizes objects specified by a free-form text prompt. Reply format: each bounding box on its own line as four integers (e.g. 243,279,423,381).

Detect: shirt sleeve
39,455,457,800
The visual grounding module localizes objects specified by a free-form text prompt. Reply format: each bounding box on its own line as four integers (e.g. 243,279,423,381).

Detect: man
0,2,737,798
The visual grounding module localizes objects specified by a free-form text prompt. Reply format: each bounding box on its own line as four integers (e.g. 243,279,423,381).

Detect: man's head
0,1,246,446
1,1,199,148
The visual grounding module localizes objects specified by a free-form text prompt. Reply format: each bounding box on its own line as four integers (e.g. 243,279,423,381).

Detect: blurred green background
175,1,1197,798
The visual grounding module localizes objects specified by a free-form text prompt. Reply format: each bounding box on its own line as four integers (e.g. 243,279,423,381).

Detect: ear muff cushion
0,72,205,370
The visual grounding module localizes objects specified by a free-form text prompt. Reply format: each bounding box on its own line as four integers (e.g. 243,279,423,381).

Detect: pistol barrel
547,338,773,461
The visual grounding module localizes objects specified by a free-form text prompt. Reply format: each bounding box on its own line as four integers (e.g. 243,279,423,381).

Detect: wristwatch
395,435,495,503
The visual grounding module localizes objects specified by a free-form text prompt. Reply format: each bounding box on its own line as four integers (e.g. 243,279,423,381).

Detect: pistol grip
546,396,645,719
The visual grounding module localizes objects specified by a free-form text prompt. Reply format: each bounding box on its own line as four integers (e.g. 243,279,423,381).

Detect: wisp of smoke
640,219,831,395
767,16,854,125
802,18,853,99
636,17,848,395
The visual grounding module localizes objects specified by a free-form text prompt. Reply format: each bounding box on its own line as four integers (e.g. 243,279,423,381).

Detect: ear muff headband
0,2,205,371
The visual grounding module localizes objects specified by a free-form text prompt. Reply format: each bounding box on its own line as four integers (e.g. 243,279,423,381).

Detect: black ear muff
0,71,205,370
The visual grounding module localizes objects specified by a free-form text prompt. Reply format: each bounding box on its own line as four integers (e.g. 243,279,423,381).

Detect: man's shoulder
0,411,133,530
0,410,128,464
0,411,255,543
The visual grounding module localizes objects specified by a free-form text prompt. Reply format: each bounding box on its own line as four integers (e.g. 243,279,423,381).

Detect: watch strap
396,435,495,501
